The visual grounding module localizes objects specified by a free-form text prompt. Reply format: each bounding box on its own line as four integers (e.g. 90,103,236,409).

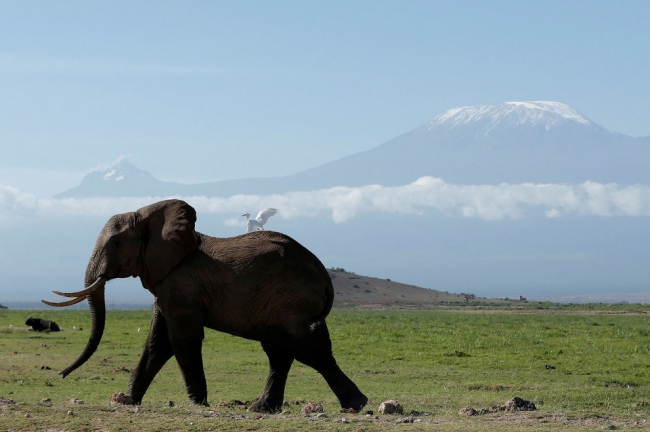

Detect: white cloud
2,177,650,222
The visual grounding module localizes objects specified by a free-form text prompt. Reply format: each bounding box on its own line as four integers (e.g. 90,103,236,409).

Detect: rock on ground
459,406,477,416
302,402,324,415
110,393,134,405
459,396,536,416
503,396,536,411
379,400,404,415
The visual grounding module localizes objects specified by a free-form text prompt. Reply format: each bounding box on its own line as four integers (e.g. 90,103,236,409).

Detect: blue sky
1,1,649,196
1,1,650,303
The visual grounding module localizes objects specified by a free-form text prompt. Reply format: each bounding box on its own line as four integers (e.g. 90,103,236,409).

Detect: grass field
1,307,649,431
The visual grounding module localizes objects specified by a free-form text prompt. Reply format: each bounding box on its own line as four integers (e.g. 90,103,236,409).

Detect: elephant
43,199,367,413
25,317,60,332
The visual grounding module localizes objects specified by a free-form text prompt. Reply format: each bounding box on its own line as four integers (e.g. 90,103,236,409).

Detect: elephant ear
137,200,198,285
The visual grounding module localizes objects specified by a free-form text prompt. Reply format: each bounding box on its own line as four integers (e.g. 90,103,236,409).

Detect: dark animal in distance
26,317,60,332
42,199,367,413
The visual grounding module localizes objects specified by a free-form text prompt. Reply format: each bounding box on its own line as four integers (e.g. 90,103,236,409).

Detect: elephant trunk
59,283,106,378
57,262,108,378
59,285,106,378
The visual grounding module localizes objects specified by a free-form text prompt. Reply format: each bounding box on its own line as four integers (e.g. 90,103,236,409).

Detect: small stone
91,376,100,380
40,397,52,407
190,422,194,425
459,406,477,416
316,412,328,418
379,400,404,415
165,400,174,407
25,413,31,418
134,407,139,413
70,398,84,404
302,402,324,415
363,410,374,415
396,416,414,423
110,392,133,405
67,410,74,416
282,400,289,407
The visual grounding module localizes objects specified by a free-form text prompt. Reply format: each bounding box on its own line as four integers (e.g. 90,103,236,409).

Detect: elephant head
42,199,198,377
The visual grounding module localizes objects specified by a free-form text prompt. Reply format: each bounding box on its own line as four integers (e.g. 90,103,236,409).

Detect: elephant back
198,231,334,321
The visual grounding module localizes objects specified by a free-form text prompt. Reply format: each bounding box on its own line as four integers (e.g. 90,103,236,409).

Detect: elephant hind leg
294,321,368,411
249,340,294,413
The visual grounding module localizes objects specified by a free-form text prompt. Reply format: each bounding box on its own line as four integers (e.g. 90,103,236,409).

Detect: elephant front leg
249,341,294,413
167,319,209,406
172,337,209,406
118,306,174,404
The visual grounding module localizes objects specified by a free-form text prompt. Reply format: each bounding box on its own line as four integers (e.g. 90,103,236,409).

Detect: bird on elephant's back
43,199,367,413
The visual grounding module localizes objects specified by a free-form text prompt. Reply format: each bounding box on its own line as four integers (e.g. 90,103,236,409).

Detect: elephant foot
189,400,209,408
110,392,135,405
248,398,282,414
341,394,368,412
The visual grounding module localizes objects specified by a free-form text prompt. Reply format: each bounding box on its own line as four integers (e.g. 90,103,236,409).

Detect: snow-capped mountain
296,100,649,187
434,101,592,126
429,101,595,132
55,101,650,198
55,160,187,198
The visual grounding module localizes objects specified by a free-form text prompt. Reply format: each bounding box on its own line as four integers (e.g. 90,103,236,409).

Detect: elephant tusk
52,277,106,298
41,296,87,307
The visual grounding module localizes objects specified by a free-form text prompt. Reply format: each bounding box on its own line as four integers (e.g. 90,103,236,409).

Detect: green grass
1,308,649,430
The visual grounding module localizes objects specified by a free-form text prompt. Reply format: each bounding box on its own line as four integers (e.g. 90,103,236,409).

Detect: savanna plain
1,306,649,431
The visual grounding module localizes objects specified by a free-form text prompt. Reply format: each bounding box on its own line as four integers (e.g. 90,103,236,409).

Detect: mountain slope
295,101,650,187
55,101,650,198
56,160,187,198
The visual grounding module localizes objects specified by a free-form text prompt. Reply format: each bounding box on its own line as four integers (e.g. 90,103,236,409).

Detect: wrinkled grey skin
46,199,367,413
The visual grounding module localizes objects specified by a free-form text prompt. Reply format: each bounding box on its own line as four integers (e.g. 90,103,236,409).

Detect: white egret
242,208,277,233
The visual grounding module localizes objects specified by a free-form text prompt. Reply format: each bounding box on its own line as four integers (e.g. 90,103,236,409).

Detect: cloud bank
2,177,650,222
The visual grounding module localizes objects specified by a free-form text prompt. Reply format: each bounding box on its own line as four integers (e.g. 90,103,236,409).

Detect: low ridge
328,268,515,308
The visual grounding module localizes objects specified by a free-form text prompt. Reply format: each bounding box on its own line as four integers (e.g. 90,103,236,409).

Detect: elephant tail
315,265,335,324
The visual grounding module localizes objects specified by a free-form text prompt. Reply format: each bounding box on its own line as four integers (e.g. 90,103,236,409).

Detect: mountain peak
429,101,593,132
88,158,151,182
53,158,167,198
